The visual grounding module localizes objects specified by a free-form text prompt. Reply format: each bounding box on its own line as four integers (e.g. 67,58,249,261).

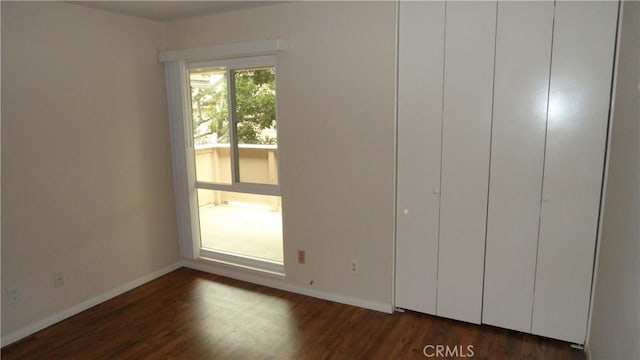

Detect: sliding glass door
187,56,283,272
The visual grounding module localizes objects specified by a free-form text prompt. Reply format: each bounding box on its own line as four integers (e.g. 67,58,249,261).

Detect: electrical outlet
297,250,306,264
351,259,358,273
7,287,19,304
54,272,64,288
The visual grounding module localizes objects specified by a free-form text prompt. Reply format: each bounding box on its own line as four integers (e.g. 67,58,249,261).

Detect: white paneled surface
395,0,445,314
437,0,496,324
483,1,554,333
533,0,618,344
395,0,618,343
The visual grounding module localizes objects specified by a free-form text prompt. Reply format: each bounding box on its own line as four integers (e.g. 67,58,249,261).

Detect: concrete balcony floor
198,204,283,263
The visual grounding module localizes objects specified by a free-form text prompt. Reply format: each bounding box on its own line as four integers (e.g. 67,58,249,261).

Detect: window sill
198,249,285,278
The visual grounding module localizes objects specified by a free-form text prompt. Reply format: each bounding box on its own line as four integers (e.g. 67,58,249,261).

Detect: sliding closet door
533,1,618,344
395,1,445,314
437,1,496,324
483,1,554,333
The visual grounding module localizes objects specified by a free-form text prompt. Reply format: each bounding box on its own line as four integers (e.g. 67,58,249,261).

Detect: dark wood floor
2,268,584,359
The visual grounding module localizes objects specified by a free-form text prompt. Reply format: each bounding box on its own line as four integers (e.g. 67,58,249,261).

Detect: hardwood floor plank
2,268,585,359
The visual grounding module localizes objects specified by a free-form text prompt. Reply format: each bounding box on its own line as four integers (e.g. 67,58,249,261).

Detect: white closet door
395,0,445,314
437,0,496,324
483,1,554,333
533,0,618,344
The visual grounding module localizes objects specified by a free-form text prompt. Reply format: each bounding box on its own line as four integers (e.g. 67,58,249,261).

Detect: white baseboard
1,261,183,347
182,259,394,314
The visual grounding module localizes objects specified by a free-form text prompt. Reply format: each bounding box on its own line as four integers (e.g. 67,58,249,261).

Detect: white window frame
188,55,280,196
160,40,287,273
188,55,283,273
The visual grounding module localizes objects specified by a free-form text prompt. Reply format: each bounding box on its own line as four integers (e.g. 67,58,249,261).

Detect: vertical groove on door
437,0,496,324
483,1,554,333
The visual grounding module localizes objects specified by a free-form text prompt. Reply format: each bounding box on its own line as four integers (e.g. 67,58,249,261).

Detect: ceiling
70,1,283,22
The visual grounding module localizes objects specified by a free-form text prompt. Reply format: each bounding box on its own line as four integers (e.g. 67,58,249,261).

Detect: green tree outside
190,68,276,145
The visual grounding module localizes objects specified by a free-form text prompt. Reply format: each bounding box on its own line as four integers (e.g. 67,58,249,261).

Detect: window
188,56,283,272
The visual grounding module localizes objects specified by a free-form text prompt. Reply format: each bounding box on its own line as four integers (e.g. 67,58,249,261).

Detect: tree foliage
191,68,276,145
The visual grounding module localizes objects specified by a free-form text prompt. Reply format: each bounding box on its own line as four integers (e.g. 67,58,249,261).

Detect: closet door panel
533,0,618,344
483,1,554,333
437,0,496,324
395,1,445,314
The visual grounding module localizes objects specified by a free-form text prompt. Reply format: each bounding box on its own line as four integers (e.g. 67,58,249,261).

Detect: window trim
188,55,280,197
161,40,286,263
158,39,287,63
200,249,285,276
189,55,276,71
189,56,282,269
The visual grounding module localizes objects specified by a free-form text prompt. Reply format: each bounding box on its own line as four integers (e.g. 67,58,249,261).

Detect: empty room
1,1,638,359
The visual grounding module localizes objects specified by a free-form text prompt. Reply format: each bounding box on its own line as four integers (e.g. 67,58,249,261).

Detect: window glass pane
190,67,231,184
197,189,283,263
234,67,278,185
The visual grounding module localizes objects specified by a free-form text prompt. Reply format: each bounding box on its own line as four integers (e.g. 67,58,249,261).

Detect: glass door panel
189,67,232,184
197,189,283,263
234,67,279,185
188,59,283,268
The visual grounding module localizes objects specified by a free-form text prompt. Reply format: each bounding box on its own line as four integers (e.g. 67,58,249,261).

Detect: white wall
166,1,396,307
1,2,180,339
588,1,640,359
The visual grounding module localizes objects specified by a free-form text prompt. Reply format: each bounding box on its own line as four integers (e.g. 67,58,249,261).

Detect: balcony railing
194,144,280,210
